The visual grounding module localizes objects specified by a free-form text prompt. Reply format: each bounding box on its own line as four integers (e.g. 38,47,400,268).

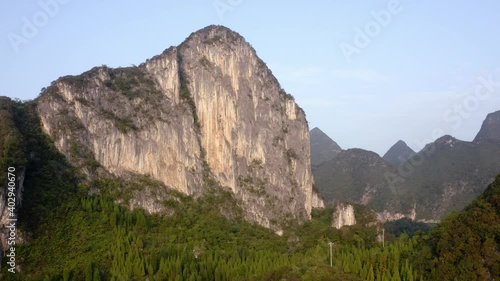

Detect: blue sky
1,0,499,155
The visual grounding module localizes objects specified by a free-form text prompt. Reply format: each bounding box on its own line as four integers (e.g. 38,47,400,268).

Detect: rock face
474,110,500,143
311,190,325,209
376,204,417,222
35,25,323,230
332,203,356,229
310,127,342,167
382,140,416,165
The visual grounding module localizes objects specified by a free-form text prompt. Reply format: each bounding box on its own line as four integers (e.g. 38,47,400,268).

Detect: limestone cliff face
332,203,356,229
36,25,322,229
311,191,325,209
37,64,205,197
176,27,319,226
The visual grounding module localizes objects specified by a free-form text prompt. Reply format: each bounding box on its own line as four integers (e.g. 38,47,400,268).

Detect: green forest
1,98,499,280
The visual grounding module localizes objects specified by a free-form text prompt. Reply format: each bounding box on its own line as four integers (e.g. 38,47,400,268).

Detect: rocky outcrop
35,25,323,230
376,204,416,222
311,190,325,209
332,203,356,229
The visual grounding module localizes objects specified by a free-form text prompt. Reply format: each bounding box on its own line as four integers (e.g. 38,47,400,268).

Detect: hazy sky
1,1,499,155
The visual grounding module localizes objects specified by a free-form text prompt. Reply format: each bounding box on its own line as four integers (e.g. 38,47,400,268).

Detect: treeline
5,186,421,281
11,193,423,281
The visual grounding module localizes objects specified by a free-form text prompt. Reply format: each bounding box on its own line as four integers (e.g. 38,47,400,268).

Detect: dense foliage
384,218,433,239
412,175,500,280
0,97,26,183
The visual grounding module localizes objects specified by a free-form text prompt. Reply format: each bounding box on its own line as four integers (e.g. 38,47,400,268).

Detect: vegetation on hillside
384,218,433,239
313,137,500,220
0,97,26,183
1,97,499,280
412,175,500,280
0,98,423,280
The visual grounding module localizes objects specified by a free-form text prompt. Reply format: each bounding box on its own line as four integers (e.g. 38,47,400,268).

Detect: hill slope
313,123,500,221
310,127,342,167
313,148,400,211
414,174,500,280
382,140,416,165
398,135,500,219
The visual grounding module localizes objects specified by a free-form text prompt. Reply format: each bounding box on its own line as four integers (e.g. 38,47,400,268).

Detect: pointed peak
435,135,456,143
383,140,416,165
387,140,414,152
309,128,340,148
395,140,407,146
310,127,342,166
310,127,327,136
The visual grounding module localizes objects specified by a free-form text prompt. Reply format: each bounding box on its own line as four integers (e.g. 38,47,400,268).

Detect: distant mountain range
311,110,500,221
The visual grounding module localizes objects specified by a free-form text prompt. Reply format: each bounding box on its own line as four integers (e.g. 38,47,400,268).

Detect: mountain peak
382,140,416,165
310,127,330,136
310,127,342,167
181,25,248,49
435,134,456,143
474,110,500,143
395,140,407,146
195,24,239,35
